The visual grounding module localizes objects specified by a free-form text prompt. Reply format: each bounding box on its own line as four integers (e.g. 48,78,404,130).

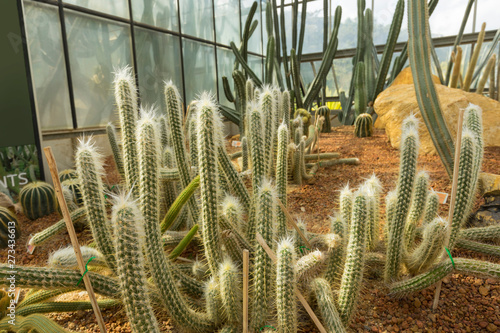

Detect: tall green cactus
408,0,454,178
275,123,289,240
111,196,160,333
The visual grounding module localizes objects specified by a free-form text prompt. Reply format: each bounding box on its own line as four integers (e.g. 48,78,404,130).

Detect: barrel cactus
354,113,374,138
317,106,332,133
19,181,57,220
61,178,83,205
58,169,78,183
0,207,20,248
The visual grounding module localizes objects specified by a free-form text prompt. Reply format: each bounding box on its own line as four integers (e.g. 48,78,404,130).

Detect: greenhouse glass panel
179,0,214,41
182,39,217,104
241,0,263,54
23,1,73,131
214,0,240,46
132,0,178,31
64,0,129,18
373,0,408,44
135,28,182,112
476,0,500,32
217,47,235,108
429,0,473,38
65,10,133,128
248,55,264,80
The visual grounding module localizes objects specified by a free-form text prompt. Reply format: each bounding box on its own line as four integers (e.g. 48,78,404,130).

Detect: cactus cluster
2,64,498,333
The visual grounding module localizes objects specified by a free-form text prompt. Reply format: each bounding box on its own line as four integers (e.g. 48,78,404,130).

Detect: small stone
300,207,305,212
487,323,498,332
479,322,489,328
414,298,421,308
479,286,490,296
428,314,437,322
416,320,424,329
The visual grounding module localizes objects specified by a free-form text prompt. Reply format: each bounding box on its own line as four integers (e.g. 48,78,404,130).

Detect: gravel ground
2,126,499,332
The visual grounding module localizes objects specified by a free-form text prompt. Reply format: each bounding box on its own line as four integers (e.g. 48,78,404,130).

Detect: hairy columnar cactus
384,118,419,283
76,140,116,271
338,187,369,324
136,112,213,332
222,195,244,231
158,115,171,149
188,113,198,173
196,95,223,275
48,246,105,269
111,196,160,333
58,169,78,182
164,81,199,224
205,278,223,325
241,136,249,171
366,174,382,251
422,190,439,226
219,258,242,326
261,86,275,176
339,184,353,231
276,238,297,333
276,123,289,240
282,90,291,128
251,180,276,330
114,67,139,197
322,231,344,285
447,128,478,250
311,278,347,333
106,123,124,178
463,104,484,204
404,171,429,250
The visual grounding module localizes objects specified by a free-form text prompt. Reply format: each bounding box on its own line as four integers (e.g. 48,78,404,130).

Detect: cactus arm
275,124,289,240
160,175,199,234
168,224,199,260
296,0,307,63
456,239,500,257
280,0,292,90
106,123,125,178
430,35,445,84
233,70,247,135
311,278,347,333
463,23,487,91
291,0,298,50
408,0,455,178
219,105,241,126
17,289,78,309
222,76,235,103
219,258,242,326
373,0,404,101
16,299,119,317
444,0,476,85
277,238,297,333
265,37,275,85
476,55,496,94
354,62,367,117
471,27,500,83
459,225,500,241
302,6,341,108
230,42,263,87
218,146,251,212
290,49,304,108
404,171,429,251
0,314,70,332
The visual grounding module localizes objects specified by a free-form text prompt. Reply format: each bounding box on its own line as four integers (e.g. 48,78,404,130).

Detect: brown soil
2,126,500,332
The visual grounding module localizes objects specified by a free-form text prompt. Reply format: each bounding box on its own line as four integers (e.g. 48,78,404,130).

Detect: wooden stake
432,109,465,310
242,249,249,333
44,147,107,332
255,233,327,333
276,198,312,249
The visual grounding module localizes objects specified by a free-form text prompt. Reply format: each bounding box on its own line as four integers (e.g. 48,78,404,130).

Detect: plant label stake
432,108,465,310
256,233,327,333
44,147,107,332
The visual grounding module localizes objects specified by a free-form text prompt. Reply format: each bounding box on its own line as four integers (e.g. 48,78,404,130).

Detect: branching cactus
338,186,369,324
76,139,116,271
114,67,139,197
276,238,297,333
111,195,160,333
196,94,223,275
385,116,419,283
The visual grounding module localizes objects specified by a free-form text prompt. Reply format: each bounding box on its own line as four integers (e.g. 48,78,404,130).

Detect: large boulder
374,70,500,154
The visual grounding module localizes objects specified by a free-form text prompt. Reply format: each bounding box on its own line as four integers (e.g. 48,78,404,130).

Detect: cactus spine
76,140,116,271
196,95,223,275
276,238,297,333
384,119,419,282
114,67,139,197
275,123,289,240
111,197,160,333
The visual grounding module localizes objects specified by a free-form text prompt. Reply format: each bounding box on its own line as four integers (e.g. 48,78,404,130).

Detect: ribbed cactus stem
422,190,439,226
205,278,223,326
404,171,429,250
276,238,297,333
311,278,347,333
164,81,199,224
276,123,289,240
366,174,382,251
463,22,486,91
158,115,171,149
339,184,353,231
463,104,484,196
218,145,251,212
196,95,223,276
246,79,254,104
448,129,477,250
338,187,369,324
282,90,291,128
385,119,419,283
295,249,325,282
384,190,397,235
249,102,265,190
137,112,213,332
188,114,198,173
450,46,462,88
261,87,275,176
114,67,139,197
322,232,344,286
406,217,446,275
222,194,244,231
111,197,160,333
242,136,249,171
75,140,116,271
48,245,106,269
219,258,242,325
161,147,179,215
106,123,124,178
222,231,243,263
251,180,275,330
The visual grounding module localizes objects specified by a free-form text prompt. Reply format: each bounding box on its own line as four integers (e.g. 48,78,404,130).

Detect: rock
480,321,489,328
487,323,498,332
414,298,421,308
392,67,442,86
479,285,490,296
479,173,500,197
374,71,500,155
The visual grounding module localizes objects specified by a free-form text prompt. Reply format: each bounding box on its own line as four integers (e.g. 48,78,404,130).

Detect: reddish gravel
2,126,499,332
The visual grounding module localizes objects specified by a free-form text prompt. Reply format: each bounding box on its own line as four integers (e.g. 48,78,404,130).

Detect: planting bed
2,126,500,332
